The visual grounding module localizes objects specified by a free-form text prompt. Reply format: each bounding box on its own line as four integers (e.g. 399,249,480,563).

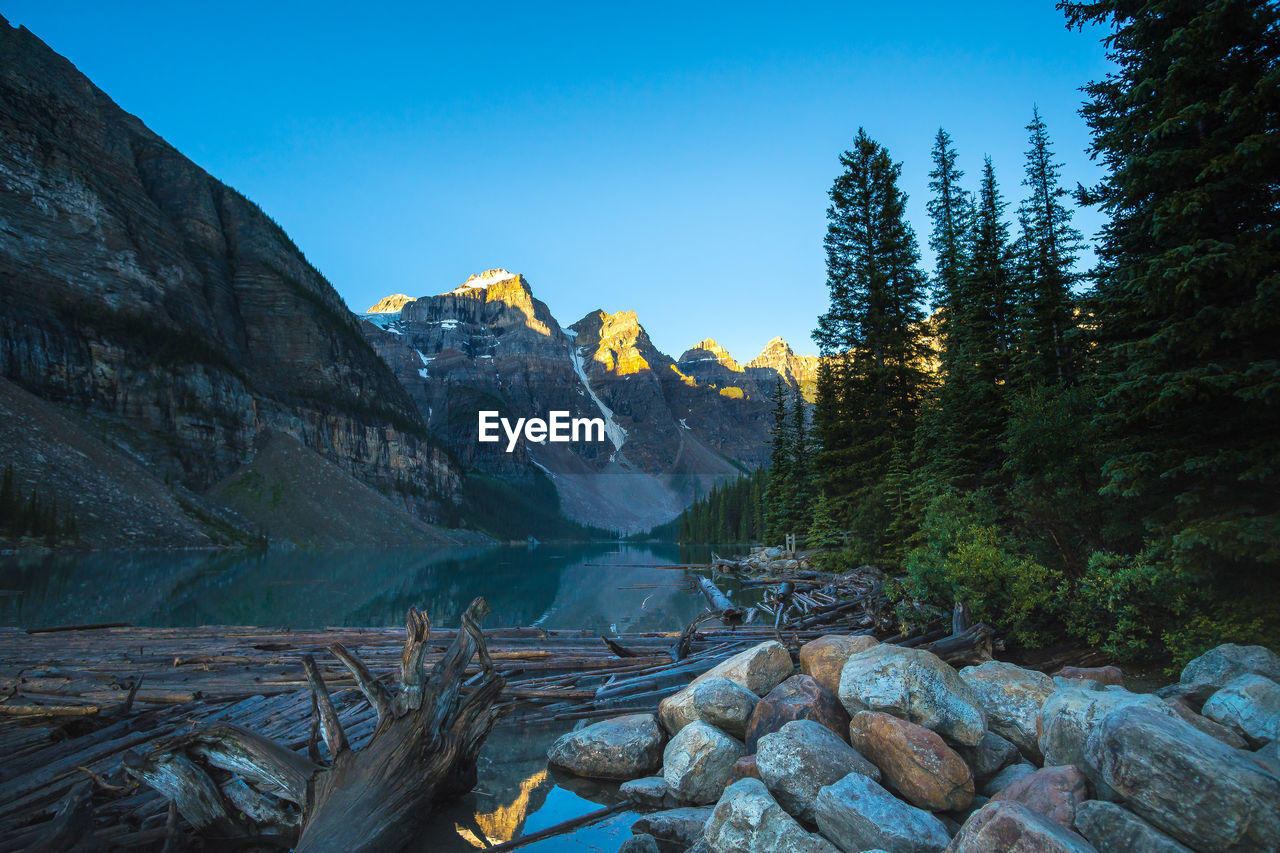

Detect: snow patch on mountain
571,347,627,450
453,268,519,292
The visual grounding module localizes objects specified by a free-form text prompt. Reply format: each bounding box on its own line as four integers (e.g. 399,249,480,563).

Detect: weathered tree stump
122,598,505,851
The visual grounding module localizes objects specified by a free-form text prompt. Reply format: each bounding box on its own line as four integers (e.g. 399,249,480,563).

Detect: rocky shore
547,638,1280,852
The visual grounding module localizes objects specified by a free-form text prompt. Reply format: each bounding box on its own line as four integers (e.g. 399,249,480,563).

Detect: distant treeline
677,2,1280,665
0,465,79,546
671,468,767,544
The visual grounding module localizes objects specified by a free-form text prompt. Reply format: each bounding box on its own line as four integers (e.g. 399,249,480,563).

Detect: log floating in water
696,577,743,625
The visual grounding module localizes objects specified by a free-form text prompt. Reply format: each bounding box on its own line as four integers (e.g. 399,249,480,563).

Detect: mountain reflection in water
0,543,724,631
0,542,743,849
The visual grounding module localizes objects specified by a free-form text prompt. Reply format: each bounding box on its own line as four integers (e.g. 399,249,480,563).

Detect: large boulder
703,778,840,853
1201,673,1280,745
660,641,794,734
800,634,880,695
1072,801,1193,853
980,762,1035,798
812,771,951,853
951,730,1021,784
1179,643,1280,705
620,776,677,808
1037,685,1178,798
838,644,987,746
1163,695,1249,748
631,807,714,848
619,834,661,853
1084,703,1280,851
663,721,746,804
756,719,881,821
546,713,666,779
991,765,1089,829
847,711,974,812
945,800,1097,852
692,677,760,739
745,674,851,751
959,660,1055,760
1052,665,1124,687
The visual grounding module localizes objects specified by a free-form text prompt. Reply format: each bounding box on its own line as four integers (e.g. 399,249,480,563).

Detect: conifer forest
676,1,1280,665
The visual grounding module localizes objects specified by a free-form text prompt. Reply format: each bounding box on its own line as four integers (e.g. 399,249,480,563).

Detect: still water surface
0,543,729,631
0,543,748,850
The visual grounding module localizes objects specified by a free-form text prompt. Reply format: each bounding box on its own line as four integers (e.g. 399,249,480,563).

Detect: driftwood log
696,577,744,625
122,598,505,852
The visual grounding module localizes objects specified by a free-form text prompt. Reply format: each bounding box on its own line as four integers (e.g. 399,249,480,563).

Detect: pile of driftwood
0,555,1018,851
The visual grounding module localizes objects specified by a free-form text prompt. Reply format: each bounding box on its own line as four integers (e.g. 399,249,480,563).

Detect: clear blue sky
6,2,1110,359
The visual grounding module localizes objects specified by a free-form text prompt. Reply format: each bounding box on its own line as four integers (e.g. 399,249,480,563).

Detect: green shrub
1064,548,1189,661
814,546,875,574
893,492,1062,647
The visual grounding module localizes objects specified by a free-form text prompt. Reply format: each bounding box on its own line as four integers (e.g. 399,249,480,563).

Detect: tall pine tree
1062,1,1280,587
926,128,974,361
1014,106,1082,386
814,129,931,557
952,157,1017,492
764,379,794,542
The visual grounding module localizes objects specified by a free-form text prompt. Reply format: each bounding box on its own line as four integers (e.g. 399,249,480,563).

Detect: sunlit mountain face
362,270,813,532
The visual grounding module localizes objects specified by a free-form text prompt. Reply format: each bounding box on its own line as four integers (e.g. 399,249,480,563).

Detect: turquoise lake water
0,542,752,850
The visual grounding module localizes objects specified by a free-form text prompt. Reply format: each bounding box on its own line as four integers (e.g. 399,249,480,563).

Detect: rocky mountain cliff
363,271,811,532
0,17,464,547
678,336,819,404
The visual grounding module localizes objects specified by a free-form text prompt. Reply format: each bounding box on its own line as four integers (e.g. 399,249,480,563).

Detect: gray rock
1055,675,1106,691
1163,695,1249,748
1037,685,1178,799
947,800,1097,852
837,644,986,746
703,778,839,853
756,719,881,821
1084,703,1280,851
686,841,713,853
1072,801,1192,853
663,721,747,804
631,807,714,847
620,776,677,808
1246,739,1280,780
980,762,1035,798
951,730,1021,784
619,833,661,853
547,713,666,780
1201,673,1280,745
660,641,795,734
692,677,760,739
959,661,1055,760
812,771,951,853
1180,643,1280,704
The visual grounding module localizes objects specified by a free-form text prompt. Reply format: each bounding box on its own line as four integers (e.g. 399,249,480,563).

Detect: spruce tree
814,129,931,557
789,390,811,534
764,379,795,542
928,158,1017,495
1014,106,1082,385
926,128,973,361
1062,1,1280,588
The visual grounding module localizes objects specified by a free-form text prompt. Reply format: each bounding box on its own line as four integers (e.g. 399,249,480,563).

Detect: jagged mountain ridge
678,336,819,403
362,270,812,532
0,17,467,546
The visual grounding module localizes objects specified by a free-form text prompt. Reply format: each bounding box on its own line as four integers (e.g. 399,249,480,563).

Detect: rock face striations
679,336,819,404
0,17,461,546
363,272,812,532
